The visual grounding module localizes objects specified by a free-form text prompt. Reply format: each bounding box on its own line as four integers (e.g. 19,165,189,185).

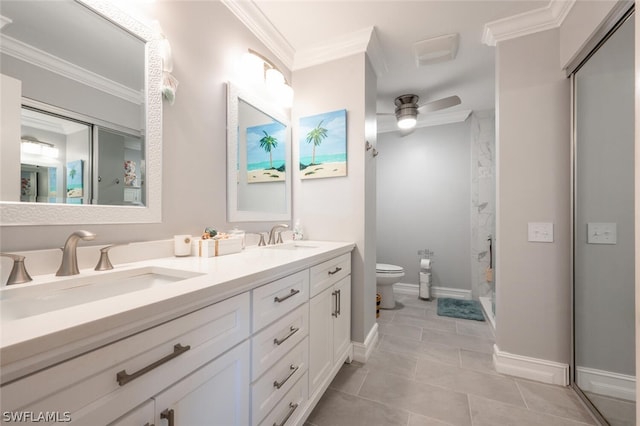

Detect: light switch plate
528,222,554,243
587,223,617,244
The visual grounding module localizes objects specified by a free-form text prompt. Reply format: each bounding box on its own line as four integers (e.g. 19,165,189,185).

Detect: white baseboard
352,322,378,363
493,344,569,386
393,283,471,300
576,366,636,401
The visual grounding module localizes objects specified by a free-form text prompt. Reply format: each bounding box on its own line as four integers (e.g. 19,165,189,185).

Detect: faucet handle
94,244,128,271
258,233,266,247
1,253,33,285
276,231,284,244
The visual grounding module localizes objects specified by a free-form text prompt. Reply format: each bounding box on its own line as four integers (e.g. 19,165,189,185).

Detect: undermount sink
0,266,204,321
263,243,318,250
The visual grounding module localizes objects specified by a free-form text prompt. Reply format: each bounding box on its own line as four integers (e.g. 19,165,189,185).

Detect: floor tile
517,380,597,424
378,334,460,366
378,321,423,341
407,412,457,425
468,394,595,426
328,362,368,395
584,392,636,426
305,388,409,426
358,370,472,426
414,357,525,407
393,312,458,333
421,327,494,354
458,349,497,375
455,320,495,340
363,348,418,379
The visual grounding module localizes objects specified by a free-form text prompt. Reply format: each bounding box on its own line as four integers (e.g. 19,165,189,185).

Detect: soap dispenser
293,220,304,241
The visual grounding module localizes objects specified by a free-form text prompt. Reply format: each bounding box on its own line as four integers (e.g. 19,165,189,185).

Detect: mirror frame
226,82,291,222
0,0,162,226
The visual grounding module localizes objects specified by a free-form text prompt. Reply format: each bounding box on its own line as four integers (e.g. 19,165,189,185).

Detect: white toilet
376,263,405,309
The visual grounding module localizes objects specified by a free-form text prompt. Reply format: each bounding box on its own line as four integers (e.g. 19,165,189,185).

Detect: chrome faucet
56,230,96,276
268,224,289,245
1,253,33,285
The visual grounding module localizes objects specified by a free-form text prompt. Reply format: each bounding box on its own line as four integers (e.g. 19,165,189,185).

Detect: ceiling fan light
397,116,416,129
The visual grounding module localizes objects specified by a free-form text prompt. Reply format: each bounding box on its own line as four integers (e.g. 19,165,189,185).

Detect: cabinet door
308,287,333,396
109,400,154,426
153,340,249,426
333,277,351,363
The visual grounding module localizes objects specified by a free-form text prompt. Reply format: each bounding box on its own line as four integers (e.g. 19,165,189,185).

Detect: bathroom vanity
0,240,354,426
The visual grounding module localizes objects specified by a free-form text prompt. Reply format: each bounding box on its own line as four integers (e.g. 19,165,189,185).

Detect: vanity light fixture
20,137,59,158
242,49,294,108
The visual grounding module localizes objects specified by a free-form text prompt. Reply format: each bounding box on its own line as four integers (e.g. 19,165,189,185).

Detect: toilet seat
376,263,404,274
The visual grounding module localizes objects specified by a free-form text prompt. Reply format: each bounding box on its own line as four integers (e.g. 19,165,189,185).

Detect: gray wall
496,28,571,363
377,121,471,291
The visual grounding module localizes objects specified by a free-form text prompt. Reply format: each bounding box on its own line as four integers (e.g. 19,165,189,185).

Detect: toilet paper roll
419,272,431,284
174,235,192,257
420,258,431,269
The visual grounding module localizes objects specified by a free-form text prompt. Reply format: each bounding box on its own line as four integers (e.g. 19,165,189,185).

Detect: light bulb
397,116,416,129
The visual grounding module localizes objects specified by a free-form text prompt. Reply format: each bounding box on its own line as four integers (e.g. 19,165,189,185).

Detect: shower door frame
569,3,636,425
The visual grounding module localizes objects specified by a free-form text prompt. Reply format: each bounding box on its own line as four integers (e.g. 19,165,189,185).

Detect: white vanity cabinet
0,292,250,426
308,253,352,398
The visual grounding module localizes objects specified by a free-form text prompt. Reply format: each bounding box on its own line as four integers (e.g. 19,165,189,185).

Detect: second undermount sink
1,266,204,321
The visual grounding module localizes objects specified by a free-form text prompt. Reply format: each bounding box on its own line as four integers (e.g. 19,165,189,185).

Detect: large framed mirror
0,0,162,225
227,82,291,222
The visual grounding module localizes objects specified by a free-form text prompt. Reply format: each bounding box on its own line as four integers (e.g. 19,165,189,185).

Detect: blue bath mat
437,298,485,321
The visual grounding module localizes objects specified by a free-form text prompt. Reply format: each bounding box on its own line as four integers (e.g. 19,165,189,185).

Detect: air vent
412,33,459,67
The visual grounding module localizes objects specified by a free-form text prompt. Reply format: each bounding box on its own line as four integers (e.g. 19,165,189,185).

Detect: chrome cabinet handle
274,288,300,303
273,402,298,426
116,344,190,386
274,326,299,346
328,266,342,276
273,364,299,389
331,291,338,317
160,409,174,426
337,289,341,316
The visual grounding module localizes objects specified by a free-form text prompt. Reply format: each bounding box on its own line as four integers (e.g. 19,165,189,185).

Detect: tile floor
305,294,600,426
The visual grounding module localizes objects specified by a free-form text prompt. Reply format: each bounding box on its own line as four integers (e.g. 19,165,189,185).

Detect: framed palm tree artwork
299,109,347,179
246,121,287,183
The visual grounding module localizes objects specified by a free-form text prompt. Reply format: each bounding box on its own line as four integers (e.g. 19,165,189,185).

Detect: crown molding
294,26,388,76
482,0,576,46
221,0,295,70
0,35,143,105
377,109,472,134
0,15,12,29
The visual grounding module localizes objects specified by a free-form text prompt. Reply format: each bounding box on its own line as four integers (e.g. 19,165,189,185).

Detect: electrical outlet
587,223,617,244
528,222,554,243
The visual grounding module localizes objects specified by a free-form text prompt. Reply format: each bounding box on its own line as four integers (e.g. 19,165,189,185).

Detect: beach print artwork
299,109,347,179
246,121,287,183
66,159,83,198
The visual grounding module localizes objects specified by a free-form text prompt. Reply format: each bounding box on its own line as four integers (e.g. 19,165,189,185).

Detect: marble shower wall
470,111,495,300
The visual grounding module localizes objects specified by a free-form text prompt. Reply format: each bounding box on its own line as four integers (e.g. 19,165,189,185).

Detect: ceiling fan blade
418,95,461,113
376,112,395,116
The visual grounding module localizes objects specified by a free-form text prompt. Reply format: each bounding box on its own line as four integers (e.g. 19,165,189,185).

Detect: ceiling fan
379,93,462,130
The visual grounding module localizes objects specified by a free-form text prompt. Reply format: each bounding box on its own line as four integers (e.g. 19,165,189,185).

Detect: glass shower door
573,9,635,425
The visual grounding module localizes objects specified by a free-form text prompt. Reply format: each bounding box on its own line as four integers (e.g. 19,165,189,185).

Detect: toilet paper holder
418,249,434,300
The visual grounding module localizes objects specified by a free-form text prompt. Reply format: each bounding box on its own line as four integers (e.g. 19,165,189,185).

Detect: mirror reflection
227,82,291,222
1,0,146,206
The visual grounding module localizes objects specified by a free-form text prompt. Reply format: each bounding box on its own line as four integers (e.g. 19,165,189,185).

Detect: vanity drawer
258,372,308,426
1,293,250,424
251,337,308,425
252,269,309,332
252,303,308,381
309,253,351,297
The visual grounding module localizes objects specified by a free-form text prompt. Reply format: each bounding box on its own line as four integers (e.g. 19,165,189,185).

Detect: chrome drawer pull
116,344,191,386
274,288,300,303
328,266,342,276
337,289,341,316
331,290,338,317
274,326,299,346
273,402,298,426
160,409,174,426
273,364,299,389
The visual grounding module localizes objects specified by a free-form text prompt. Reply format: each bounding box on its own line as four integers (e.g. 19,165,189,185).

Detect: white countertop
0,240,355,383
